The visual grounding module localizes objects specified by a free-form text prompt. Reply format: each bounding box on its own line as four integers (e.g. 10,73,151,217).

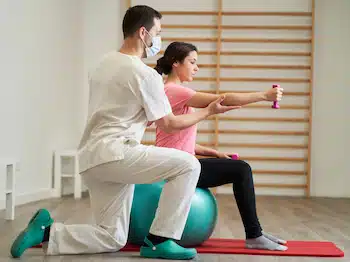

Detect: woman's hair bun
154,56,172,75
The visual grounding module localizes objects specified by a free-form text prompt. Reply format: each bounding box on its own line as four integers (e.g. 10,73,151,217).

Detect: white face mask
142,30,161,57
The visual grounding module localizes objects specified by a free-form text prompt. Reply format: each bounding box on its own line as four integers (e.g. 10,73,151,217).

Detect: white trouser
46,142,201,255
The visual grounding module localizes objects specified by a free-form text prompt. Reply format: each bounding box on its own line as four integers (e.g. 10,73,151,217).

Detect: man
10,5,238,260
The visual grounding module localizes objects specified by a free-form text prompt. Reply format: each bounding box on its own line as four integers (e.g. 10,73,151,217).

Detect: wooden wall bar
128,0,314,197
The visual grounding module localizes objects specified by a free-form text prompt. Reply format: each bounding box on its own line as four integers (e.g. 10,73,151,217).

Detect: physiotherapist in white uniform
10,5,239,260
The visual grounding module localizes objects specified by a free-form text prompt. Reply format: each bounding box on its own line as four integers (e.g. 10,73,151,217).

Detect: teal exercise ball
128,181,218,247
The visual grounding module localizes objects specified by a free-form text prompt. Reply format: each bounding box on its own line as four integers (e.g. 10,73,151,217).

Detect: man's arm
156,96,240,133
139,73,239,133
156,109,210,134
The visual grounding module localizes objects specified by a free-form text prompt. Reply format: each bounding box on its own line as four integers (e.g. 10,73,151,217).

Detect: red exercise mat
120,238,344,257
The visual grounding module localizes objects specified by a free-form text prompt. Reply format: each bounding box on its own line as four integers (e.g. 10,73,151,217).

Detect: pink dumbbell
231,153,239,160
272,84,280,109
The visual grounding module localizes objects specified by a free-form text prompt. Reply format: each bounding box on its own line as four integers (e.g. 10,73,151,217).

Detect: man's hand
207,95,241,115
263,86,283,102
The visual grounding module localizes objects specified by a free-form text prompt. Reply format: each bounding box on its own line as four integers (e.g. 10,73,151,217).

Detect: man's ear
138,26,147,39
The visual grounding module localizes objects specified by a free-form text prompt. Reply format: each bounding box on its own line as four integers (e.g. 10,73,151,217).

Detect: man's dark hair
122,5,162,39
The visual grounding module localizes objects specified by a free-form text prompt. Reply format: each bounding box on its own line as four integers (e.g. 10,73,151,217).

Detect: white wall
60,0,123,195
0,0,125,205
82,0,125,123
310,0,350,197
0,0,84,208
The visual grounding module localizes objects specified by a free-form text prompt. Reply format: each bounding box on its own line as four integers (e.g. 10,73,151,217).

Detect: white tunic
77,51,172,173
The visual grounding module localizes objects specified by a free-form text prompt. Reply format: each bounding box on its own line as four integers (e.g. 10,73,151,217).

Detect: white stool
0,158,16,220
54,150,82,199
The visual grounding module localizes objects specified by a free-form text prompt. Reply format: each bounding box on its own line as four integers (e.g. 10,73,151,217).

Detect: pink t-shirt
155,83,197,155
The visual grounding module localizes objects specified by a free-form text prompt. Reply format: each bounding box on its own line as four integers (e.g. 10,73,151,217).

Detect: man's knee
104,227,128,249
182,154,201,177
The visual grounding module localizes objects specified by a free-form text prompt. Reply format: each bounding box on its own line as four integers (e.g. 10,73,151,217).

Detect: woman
152,42,287,251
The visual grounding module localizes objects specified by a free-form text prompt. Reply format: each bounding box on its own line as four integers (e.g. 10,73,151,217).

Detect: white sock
246,236,288,251
262,231,287,245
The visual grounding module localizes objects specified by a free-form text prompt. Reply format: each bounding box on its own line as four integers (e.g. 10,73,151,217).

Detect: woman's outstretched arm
186,87,282,108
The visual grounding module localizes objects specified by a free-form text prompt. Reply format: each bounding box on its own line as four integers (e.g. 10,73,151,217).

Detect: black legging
197,158,262,239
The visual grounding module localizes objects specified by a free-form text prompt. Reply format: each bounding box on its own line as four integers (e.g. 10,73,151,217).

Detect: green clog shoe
10,209,54,258
140,237,197,260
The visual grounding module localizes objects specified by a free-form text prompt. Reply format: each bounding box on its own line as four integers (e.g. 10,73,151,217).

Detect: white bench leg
74,156,81,199
54,154,62,198
5,163,15,220
5,192,15,220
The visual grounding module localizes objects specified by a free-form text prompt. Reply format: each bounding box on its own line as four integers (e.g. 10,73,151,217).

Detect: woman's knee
238,161,255,185
238,160,252,174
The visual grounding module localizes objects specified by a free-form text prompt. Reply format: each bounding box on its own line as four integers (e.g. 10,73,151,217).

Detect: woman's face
173,50,199,82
